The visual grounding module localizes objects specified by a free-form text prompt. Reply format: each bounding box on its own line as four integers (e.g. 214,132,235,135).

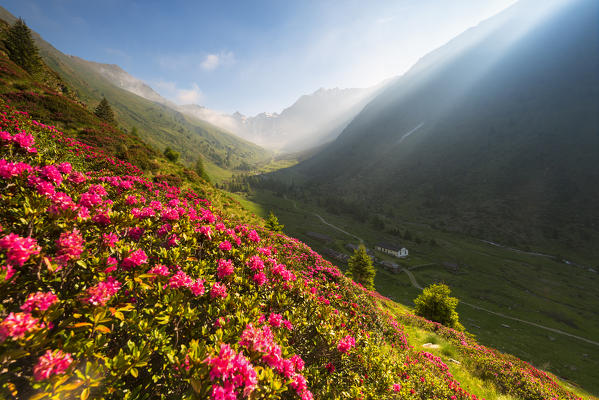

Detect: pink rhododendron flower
1,264,15,280
103,233,118,247
337,335,356,353
392,383,401,392
166,234,179,248
68,171,86,184
33,350,73,381
218,241,232,251
121,249,148,269
21,292,58,313
157,223,172,237
0,312,41,341
0,159,33,178
82,277,121,306
167,270,194,289
56,162,72,175
55,229,84,264
190,279,205,296
246,255,264,272
87,184,108,196
148,264,170,277
40,165,63,186
282,320,294,331
105,257,118,273
268,313,282,328
247,229,260,243
0,233,40,266
290,355,305,371
217,259,234,279
210,282,228,299
197,225,212,239
204,343,257,398
252,272,267,286
128,227,145,241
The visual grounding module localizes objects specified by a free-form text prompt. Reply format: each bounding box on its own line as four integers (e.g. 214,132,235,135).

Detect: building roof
375,242,405,252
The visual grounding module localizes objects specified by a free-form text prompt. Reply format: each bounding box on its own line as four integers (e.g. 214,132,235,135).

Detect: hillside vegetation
0,98,591,399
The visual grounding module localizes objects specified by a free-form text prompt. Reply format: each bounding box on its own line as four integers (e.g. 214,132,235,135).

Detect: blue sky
2,0,517,115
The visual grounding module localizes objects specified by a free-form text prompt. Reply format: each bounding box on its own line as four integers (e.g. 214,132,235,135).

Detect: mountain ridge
275,0,599,256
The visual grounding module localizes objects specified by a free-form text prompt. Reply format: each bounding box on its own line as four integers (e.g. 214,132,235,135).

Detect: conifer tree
94,97,115,124
3,18,42,73
348,244,376,290
194,156,211,182
413,283,463,330
265,211,284,232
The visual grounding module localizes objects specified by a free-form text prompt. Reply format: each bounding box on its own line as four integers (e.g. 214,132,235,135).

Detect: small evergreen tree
94,97,115,124
265,211,284,232
163,147,180,163
3,18,41,73
194,156,210,182
413,283,463,330
348,244,376,290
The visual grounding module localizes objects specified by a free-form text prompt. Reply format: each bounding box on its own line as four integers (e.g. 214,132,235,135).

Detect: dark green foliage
265,211,284,232
2,18,41,73
194,156,211,182
163,146,180,163
94,97,115,124
414,283,463,330
348,244,376,290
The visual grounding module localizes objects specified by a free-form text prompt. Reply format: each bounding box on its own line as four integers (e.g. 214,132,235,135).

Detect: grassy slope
240,188,599,395
0,6,271,174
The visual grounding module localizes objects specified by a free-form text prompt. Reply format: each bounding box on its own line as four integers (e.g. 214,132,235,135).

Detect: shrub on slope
0,104,582,400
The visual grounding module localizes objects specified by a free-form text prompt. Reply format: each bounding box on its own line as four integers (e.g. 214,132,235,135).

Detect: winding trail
401,267,599,347
312,213,364,243
285,195,599,347
286,196,363,243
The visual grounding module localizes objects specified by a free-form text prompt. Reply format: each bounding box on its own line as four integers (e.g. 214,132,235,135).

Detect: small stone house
375,242,408,258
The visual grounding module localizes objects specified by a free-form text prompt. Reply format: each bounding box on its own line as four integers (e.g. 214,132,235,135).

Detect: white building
375,242,408,258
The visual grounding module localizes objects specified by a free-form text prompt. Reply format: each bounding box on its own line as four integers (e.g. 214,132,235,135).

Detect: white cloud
201,51,235,71
176,83,203,104
154,81,203,105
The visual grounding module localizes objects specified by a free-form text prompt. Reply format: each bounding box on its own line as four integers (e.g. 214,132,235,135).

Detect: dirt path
286,196,363,243
402,267,599,347
312,213,364,243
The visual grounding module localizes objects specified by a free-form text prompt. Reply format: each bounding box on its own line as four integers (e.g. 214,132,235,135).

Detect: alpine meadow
0,1,597,399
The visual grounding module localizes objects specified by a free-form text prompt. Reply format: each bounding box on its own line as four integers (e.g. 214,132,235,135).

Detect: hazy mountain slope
0,6,270,171
172,85,384,152
79,52,384,153
281,0,599,254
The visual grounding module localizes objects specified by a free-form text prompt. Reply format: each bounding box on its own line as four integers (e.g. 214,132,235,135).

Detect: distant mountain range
275,0,599,255
79,58,386,152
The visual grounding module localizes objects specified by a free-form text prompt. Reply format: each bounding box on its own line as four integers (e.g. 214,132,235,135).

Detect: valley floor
234,189,599,395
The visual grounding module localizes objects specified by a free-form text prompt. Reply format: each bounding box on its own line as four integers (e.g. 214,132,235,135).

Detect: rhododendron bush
0,103,582,400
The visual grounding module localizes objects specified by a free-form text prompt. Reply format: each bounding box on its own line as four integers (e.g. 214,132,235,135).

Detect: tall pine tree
3,18,42,73
348,244,376,290
94,97,115,124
